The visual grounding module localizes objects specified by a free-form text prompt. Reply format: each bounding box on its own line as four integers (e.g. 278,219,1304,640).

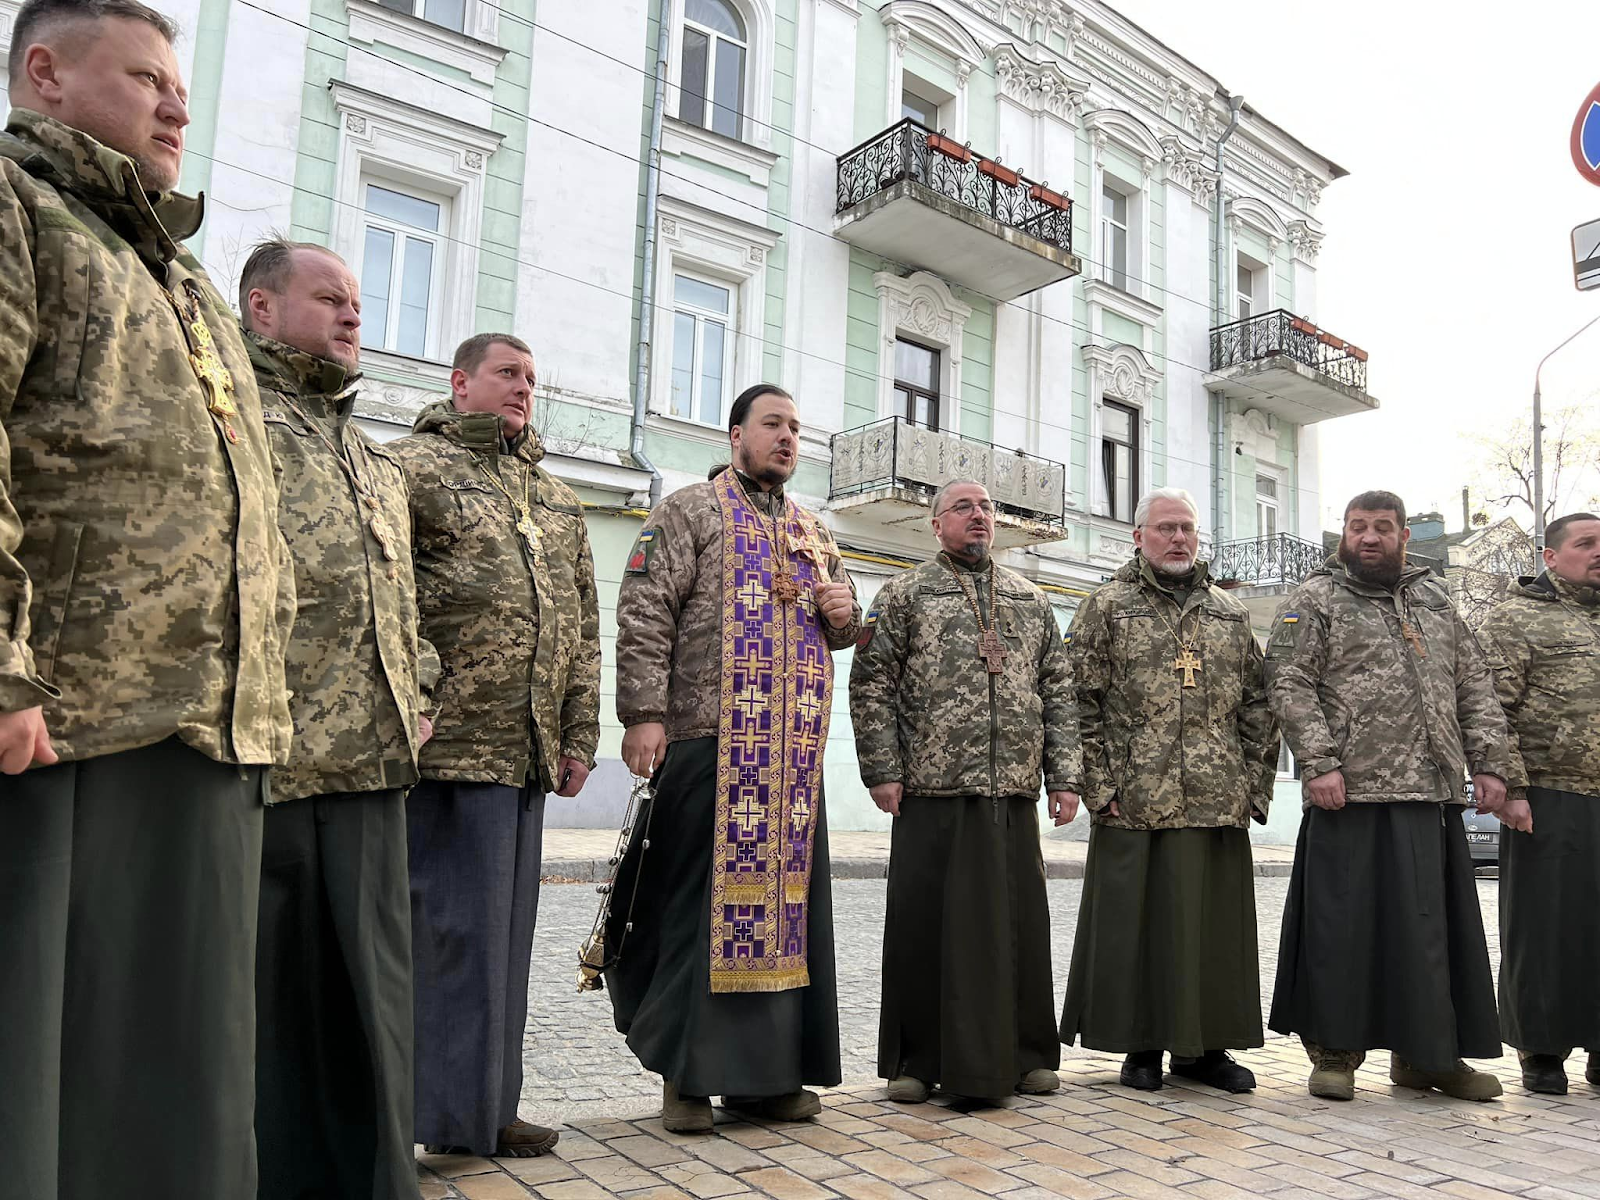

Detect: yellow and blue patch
1280,612,1300,625
625,529,656,575
857,607,880,649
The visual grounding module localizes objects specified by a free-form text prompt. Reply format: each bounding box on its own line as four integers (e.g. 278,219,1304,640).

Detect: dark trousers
256,789,419,1200
407,779,545,1155
0,737,265,1200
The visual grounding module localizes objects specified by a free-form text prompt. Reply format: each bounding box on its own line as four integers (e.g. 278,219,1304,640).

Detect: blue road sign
1572,84,1600,186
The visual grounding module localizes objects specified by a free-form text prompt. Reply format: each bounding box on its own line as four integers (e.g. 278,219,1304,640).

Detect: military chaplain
609,384,860,1134
1267,490,1519,1102
1058,489,1278,1093
849,479,1081,1104
392,333,601,1158
0,4,296,1197
1480,511,1600,1095
241,239,438,1199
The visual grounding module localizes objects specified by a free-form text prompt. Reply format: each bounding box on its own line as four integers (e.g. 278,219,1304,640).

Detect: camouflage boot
1302,1039,1363,1101
1389,1054,1503,1101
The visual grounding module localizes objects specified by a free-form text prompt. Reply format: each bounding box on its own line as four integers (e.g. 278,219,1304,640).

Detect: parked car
1459,780,1500,865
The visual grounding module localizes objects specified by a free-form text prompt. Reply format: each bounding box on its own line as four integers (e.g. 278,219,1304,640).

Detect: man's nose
158,90,190,129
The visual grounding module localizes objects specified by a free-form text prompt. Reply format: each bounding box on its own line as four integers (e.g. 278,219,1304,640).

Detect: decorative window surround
1233,406,1280,463
345,0,506,94
1082,277,1162,343
1227,193,1289,257
647,198,780,425
662,115,780,189
880,1,987,139
1287,219,1323,264
354,352,453,429
1081,342,1159,521
0,1,19,92
329,82,502,364
1084,108,1162,304
663,0,775,152
993,43,1090,127
872,271,972,435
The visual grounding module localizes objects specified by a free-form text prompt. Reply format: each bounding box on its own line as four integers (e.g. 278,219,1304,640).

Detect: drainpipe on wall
630,0,670,508
1210,93,1244,542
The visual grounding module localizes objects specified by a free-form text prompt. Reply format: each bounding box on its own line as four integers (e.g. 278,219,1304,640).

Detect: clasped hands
1305,767,1530,833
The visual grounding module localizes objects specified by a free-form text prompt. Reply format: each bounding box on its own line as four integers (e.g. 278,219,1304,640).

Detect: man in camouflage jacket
391,333,599,1159
1479,512,1600,1095
0,8,292,1198
240,239,438,1200
1058,489,1277,1095
1266,490,1515,1104
850,479,1079,1104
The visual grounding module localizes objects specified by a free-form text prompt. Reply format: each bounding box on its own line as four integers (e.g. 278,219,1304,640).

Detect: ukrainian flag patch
1062,630,1074,644
857,608,880,649
1281,612,1300,624
625,529,656,575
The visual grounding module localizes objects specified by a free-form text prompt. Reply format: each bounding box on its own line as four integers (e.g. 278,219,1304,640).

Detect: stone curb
542,857,1295,882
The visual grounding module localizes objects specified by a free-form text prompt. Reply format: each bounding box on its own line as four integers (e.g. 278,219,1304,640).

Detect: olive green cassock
1058,555,1278,1058
850,552,1083,1099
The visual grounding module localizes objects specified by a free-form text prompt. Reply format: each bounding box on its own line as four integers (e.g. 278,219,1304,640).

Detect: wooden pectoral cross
1173,647,1202,688
978,627,1008,674
771,568,800,606
1401,620,1427,658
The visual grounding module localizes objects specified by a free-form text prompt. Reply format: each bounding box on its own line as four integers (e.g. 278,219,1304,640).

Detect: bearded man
1266,490,1520,1102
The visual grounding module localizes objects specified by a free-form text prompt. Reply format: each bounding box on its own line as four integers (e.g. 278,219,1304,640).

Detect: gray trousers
0,737,265,1200
256,789,420,1200
407,779,545,1154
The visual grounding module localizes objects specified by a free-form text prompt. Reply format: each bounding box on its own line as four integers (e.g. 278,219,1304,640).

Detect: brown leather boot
1303,1039,1364,1101
1390,1054,1502,1101
723,1089,822,1121
662,1081,714,1134
496,1119,559,1157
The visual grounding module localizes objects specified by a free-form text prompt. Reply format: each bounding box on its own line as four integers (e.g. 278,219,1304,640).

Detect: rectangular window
901,87,940,129
375,0,465,32
1256,472,1279,539
359,181,444,358
670,272,734,425
680,0,748,141
893,338,940,431
1236,262,1255,320
1100,184,1129,292
1099,400,1138,522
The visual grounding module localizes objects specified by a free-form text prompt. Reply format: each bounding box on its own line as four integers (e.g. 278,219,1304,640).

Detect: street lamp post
1532,312,1600,551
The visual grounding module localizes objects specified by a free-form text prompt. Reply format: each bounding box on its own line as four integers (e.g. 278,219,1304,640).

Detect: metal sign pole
1531,311,1600,552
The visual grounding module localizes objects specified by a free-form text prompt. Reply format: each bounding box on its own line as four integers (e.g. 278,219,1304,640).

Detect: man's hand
621,722,667,778
1307,768,1346,811
814,580,854,629
1048,790,1080,826
556,756,590,798
418,713,434,745
870,782,903,817
1497,794,1533,834
0,707,56,775
1472,773,1507,813
1106,799,1121,819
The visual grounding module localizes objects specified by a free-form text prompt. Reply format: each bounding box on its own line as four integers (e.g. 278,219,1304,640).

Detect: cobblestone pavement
412,874,1600,1200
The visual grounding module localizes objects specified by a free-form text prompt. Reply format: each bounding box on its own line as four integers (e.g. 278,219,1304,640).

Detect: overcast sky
1111,0,1600,532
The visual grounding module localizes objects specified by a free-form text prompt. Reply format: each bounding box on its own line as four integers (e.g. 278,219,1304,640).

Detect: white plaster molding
1288,219,1323,264
345,0,505,92
662,115,780,188
1083,277,1163,334
992,43,1090,125
880,0,988,68
647,197,781,424
1081,341,1159,520
873,271,973,435
1082,105,1165,165
328,82,502,363
1235,407,1280,462
663,0,776,151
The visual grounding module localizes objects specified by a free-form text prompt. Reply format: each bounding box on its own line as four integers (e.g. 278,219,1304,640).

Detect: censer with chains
576,773,656,992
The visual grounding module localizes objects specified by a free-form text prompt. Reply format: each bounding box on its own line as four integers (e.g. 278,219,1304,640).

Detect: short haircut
1343,490,1406,527
727,383,792,431
236,237,343,327
453,333,534,375
931,478,986,516
1133,487,1200,529
9,0,178,80
1546,512,1600,550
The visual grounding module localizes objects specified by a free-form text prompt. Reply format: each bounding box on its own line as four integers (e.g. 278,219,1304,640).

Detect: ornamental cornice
993,43,1091,120
1288,219,1323,263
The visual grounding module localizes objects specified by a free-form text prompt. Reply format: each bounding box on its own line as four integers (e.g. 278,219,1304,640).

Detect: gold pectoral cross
515,511,543,560
1173,647,1202,688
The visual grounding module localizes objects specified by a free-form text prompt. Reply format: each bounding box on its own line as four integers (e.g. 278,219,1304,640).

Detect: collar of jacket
1126,550,1212,596
1540,570,1600,609
412,399,545,464
246,333,361,423
733,467,785,511
4,108,202,263
1318,553,1432,598
938,548,993,576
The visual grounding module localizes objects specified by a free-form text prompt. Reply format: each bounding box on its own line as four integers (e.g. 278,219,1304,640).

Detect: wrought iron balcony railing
830,415,1066,525
1210,309,1369,392
835,118,1073,255
1209,533,1444,587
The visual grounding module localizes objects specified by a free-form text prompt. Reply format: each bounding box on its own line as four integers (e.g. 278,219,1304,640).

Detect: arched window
680,0,747,141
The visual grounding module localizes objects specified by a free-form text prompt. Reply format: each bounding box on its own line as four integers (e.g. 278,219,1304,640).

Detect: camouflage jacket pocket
31,223,92,395
25,520,84,684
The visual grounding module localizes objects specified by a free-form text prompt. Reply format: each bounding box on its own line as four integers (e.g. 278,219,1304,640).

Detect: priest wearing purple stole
609,384,861,1133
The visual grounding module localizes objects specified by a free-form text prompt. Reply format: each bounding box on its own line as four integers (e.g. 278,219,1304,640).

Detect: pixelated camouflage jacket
1479,571,1600,797
614,473,860,742
1265,556,1514,807
390,402,599,789
1067,555,1278,830
249,334,440,801
0,109,293,765
849,553,1082,799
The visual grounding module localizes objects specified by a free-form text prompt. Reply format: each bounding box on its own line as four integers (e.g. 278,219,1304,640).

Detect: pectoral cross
771,567,800,606
1173,647,1202,688
977,627,1008,674
515,512,543,560
1401,620,1427,658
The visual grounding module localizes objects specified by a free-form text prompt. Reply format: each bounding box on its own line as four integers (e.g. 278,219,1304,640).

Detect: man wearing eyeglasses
850,479,1082,1104
1059,488,1279,1094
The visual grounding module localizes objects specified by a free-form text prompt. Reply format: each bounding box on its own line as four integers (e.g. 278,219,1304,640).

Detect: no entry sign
1573,82,1600,186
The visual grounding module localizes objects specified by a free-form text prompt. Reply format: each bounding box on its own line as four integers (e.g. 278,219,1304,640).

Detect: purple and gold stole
709,469,833,994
